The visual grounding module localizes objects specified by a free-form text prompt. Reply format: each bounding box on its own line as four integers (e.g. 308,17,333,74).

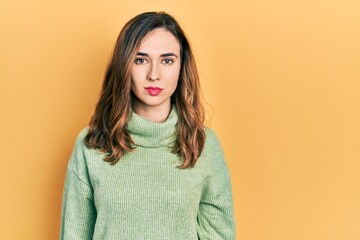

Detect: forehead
138,28,180,54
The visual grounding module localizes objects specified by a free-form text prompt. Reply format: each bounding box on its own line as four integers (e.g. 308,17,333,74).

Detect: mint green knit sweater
60,106,235,239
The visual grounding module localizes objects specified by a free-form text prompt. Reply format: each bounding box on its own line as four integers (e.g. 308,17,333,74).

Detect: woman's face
130,28,181,114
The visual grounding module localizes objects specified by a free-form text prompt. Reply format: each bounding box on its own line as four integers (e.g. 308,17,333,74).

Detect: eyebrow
136,52,179,58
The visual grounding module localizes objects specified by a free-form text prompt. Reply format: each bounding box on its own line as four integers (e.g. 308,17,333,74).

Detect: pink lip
144,86,163,96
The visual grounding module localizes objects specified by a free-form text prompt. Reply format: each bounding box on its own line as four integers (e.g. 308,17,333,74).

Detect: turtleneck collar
126,105,178,148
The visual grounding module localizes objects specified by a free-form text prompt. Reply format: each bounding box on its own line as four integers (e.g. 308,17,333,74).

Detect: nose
147,62,160,81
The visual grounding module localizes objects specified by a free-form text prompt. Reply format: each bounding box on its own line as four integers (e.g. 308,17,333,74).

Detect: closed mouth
144,86,163,90
144,86,163,96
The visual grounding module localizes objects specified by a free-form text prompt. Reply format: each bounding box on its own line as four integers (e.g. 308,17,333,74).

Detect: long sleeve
196,129,236,240
60,129,97,239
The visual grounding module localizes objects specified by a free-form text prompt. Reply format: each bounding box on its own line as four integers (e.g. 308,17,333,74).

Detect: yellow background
1,0,359,239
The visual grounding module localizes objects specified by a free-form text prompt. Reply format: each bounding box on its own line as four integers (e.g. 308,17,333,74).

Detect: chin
135,97,170,108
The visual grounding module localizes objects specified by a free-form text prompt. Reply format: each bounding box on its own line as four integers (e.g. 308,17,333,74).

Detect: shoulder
202,127,226,165
201,127,231,179
204,127,223,150
67,127,91,174
75,126,90,144
69,127,90,154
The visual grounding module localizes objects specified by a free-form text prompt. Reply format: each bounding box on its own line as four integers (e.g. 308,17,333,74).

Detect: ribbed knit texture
60,106,236,240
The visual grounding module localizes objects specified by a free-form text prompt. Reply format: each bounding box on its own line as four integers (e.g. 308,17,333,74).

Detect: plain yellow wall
1,0,359,239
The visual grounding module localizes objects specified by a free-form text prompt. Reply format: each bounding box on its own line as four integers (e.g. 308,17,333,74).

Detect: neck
132,101,172,123
126,104,178,148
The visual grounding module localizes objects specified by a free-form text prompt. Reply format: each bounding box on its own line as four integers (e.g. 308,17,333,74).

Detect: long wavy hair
85,11,205,169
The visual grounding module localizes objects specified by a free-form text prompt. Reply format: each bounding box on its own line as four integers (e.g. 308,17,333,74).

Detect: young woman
60,11,235,240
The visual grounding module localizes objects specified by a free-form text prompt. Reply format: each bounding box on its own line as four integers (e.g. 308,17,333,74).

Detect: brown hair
85,11,205,168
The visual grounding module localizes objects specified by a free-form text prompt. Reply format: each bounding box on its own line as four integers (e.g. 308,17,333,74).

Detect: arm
60,129,96,239
196,129,236,240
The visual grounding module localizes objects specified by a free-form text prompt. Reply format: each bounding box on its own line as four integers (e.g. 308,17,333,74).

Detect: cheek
167,74,180,96
164,66,181,84
130,69,144,89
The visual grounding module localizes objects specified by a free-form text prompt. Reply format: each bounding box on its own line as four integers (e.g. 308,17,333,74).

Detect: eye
134,58,148,65
162,58,174,65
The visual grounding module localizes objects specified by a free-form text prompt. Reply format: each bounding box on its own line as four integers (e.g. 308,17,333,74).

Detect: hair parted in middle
84,11,206,169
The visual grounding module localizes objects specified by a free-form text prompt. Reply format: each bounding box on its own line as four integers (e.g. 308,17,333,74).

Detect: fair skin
130,28,181,123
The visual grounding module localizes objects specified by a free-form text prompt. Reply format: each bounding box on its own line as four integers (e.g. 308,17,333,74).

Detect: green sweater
60,106,236,239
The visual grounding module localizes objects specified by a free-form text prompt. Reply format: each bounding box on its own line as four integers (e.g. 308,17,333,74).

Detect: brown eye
162,58,174,65
135,58,147,64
